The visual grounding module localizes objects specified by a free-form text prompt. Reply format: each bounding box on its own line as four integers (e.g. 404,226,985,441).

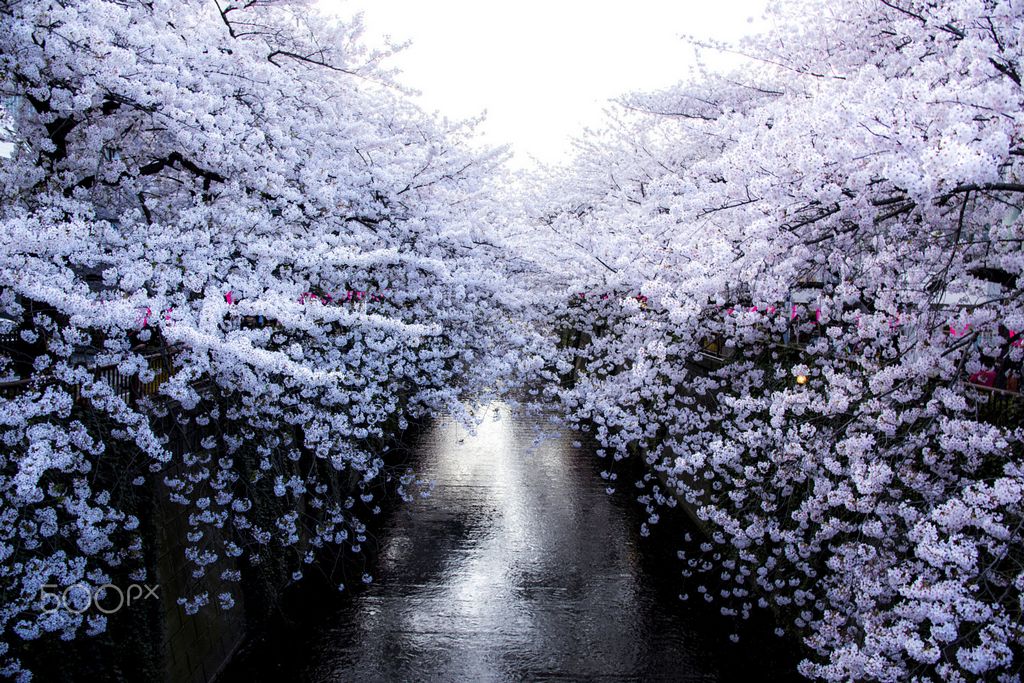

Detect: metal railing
1,343,180,404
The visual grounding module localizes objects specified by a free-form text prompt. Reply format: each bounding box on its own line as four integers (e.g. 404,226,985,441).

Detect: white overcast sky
318,1,768,167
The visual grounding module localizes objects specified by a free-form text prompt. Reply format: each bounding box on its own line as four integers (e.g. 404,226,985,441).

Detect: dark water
223,405,801,682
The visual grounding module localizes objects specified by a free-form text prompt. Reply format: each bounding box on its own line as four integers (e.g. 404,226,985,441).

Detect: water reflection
292,405,798,681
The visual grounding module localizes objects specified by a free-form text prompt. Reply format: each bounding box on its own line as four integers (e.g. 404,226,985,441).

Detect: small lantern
796,374,809,386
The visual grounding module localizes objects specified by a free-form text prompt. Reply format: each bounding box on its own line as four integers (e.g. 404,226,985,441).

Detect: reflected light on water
227,402,800,681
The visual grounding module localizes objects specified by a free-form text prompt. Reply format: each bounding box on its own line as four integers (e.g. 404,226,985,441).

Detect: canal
221,404,800,681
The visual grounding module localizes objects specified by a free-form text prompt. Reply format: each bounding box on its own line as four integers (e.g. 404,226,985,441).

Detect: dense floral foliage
0,0,533,678
4,0,1024,681
526,1,1024,680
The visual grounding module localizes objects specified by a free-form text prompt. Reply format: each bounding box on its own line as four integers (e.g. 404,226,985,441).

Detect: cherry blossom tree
530,1,1024,680
0,0,533,678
